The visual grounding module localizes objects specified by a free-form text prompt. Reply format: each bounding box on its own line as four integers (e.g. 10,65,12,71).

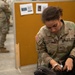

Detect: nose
51,28,56,33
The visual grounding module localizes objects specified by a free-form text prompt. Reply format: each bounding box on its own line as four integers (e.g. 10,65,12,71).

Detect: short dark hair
42,6,63,23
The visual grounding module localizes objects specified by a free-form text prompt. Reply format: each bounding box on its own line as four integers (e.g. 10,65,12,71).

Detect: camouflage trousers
0,22,9,48
0,33,7,47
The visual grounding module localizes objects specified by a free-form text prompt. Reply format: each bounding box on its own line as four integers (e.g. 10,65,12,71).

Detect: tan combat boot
0,47,9,53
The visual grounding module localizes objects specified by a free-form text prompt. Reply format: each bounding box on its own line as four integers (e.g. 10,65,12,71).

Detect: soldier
0,0,11,53
35,6,75,75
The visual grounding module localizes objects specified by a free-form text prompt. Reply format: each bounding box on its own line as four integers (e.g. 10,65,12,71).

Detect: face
45,19,62,33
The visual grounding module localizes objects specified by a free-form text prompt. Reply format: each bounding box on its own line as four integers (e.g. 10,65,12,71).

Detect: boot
0,47,9,53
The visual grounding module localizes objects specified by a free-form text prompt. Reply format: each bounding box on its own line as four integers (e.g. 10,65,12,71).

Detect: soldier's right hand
50,59,63,71
53,64,63,71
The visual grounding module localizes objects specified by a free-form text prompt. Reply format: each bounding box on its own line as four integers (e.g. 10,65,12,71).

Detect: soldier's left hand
63,58,73,71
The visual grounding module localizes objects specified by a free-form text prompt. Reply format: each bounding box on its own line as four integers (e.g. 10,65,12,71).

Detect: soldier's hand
50,59,62,71
63,58,73,71
54,64,63,71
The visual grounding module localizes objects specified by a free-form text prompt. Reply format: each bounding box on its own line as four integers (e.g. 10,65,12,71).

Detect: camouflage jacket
0,1,11,34
35,21,75,65
0,1,11,20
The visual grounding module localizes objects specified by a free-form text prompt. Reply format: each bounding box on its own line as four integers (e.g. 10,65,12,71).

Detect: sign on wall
20,3,34,15
36,3,48,14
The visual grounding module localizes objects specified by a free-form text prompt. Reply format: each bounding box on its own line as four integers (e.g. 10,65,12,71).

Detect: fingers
63,65,73,71
54,64,73,72
63,58,73,71
54,65,63,71
63,65,67,71
67,65,73,71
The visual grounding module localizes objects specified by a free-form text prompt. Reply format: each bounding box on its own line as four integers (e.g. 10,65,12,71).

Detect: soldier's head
42,6,63,33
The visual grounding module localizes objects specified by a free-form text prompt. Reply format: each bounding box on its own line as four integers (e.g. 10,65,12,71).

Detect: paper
36,3,48,14
20,3,34,15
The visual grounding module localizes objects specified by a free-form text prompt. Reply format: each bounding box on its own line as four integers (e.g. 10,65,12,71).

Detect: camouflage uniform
0,0,11,52
35,21,75,66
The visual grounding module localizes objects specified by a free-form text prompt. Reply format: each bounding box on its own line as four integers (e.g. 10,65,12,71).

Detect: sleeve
69,22,75,57
0,2,11,17
35,31,52,65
